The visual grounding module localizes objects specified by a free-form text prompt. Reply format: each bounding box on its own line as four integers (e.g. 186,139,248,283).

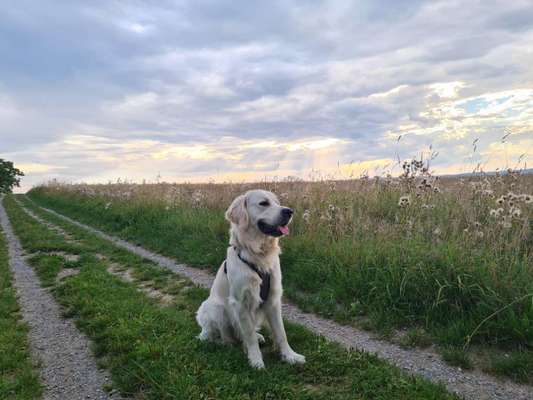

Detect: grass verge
4,195,458,399
0,201,42,399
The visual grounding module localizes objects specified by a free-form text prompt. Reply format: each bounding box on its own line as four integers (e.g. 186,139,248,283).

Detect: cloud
0,1,532,192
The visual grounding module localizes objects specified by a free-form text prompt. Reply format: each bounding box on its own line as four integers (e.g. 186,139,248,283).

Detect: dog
196,189,305,369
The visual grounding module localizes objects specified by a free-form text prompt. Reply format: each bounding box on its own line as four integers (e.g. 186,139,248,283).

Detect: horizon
2,1,533,193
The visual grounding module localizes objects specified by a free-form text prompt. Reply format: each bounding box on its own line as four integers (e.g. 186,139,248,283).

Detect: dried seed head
510,207,522,218
501,220,512,229
398,195,411,207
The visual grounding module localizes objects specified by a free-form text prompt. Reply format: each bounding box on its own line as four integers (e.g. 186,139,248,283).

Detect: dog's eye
259,200,270,207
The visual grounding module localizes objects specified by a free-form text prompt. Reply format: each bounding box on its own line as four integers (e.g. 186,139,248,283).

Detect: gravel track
0,198,121,400
22,198,533,400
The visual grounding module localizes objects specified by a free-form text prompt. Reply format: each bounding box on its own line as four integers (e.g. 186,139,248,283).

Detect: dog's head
225,190,293,237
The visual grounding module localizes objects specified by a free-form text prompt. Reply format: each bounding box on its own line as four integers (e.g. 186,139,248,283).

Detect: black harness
223,246,271,306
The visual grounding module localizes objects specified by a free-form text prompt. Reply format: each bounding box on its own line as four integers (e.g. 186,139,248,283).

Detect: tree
0,159,24,194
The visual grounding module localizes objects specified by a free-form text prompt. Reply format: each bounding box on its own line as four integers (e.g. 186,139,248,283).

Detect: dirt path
21,198,533,400
0,198,121,400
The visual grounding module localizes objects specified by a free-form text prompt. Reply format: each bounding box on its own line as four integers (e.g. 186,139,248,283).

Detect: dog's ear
225,194,249,228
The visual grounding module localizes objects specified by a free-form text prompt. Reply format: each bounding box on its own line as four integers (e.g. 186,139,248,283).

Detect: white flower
433,227,442,236
104,202,111,210
475,231,484,239
522,194,532,204
302,209,311,223
489,209,498,217
496,196,505,205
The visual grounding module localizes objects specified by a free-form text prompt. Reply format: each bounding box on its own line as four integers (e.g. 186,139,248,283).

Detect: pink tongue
279,225,290,235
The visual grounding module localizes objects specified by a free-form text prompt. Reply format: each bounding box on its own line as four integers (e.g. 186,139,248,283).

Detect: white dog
196,189,305,369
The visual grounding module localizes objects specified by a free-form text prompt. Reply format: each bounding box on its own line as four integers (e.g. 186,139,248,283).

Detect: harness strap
223,247,271,305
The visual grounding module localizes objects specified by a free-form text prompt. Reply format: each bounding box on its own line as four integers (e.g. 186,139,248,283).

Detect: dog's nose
282,208,293,218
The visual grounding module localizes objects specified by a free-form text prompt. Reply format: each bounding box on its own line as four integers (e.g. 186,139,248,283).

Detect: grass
440,348,473,370
3,195,459,399
484,350,533,384
24,170,533,380
0,203,42,399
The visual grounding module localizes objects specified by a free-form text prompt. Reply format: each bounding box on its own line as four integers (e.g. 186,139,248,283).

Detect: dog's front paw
282,350,306,365
249,357,265,369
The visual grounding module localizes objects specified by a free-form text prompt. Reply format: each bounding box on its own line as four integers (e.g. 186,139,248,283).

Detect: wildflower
398,196,411,207
433,227,442,236
165,206,170,211
474,221,481,228
302,209,311,223
421,204,435,210
510,207,522,218
522,194,532,204
489,209,498,217
433,187,441,193
475,231,484,239
496,196,505,205
280,192,289,199
104,202,111,210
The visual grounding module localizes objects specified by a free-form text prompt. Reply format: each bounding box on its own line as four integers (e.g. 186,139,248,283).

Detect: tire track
22,197,533,400
0,198,122,400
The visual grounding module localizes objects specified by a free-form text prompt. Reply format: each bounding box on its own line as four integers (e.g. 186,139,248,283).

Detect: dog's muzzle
257,208,293,237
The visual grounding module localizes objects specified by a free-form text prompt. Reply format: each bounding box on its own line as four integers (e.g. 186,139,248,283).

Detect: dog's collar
224,246,271,305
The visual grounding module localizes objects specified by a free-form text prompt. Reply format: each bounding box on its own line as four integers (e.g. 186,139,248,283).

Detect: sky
1,0,533,192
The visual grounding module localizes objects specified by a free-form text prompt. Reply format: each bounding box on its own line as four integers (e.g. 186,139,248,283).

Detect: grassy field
0,206,42,399
26,168,533,383
3,195,459,399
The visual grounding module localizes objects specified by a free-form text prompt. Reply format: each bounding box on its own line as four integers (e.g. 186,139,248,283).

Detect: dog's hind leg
196,300,219,342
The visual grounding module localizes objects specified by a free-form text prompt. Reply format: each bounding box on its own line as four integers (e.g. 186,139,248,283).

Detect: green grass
3,195,459,399
0,203,42,399
440,348,473,371
24,183,533,381
484,350,533,384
